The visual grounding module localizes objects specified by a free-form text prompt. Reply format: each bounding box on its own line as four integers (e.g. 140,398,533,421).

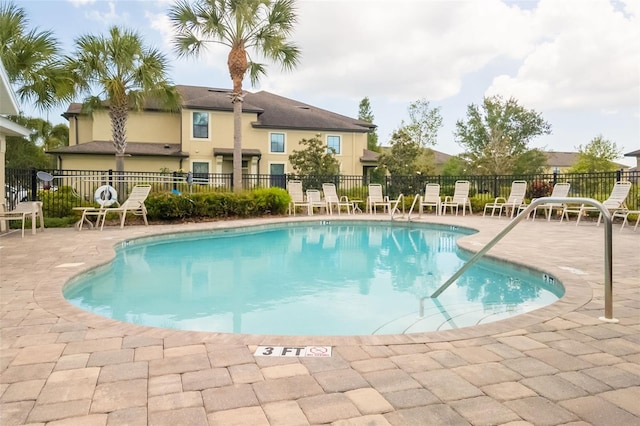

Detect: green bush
145,187,290,221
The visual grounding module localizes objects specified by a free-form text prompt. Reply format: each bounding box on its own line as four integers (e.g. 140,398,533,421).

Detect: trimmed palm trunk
229,42,247,192
109,99,129,173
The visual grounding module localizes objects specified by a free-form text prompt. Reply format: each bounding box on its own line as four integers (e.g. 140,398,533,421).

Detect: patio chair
367,183,391,214
419,183,441,216
611,209,640,231
483,180,527,218
442,180,473,216
0,201,44,238
306,189,327,215
287,180,311,216
521,182,571,221
82,184,152,230
322,183,352,215
563,181,632,226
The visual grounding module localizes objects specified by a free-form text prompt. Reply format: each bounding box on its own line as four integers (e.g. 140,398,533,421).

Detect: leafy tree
570,135,623,172
0,2,74,108
358,96,379,152
454,95,551,175
512,148,547,174
170,0,301,192
441,155,470,176
288,135,340,176
66,26,180,172
377,128,421,175
400,98,443,148
5,115,69,168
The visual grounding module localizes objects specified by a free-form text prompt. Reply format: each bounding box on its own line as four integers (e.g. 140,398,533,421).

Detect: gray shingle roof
47,141,189,157
63,85,376,134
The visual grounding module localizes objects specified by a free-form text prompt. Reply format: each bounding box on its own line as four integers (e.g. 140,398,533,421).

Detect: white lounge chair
82,184,152,230
483,180,527,218
0,201,44,238
287,180,310,216
612,209,640,231
563,181,632,226
442,180,472,216
521,182,571,221
419,183,441,216
367,183,391,214
306,189,326,215
322,183,351,215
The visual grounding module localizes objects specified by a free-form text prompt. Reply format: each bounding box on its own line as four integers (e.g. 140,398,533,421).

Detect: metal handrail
390,193,406,220
406,193,421,220
430,197,616,323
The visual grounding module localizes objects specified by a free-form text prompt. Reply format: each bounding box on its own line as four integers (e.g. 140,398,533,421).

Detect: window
270,163,285,175
192,112,209,139
327,135,341,154
270,133,285,153
192,161,209,183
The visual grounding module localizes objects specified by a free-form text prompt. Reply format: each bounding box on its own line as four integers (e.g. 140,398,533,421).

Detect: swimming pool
63,222,564,336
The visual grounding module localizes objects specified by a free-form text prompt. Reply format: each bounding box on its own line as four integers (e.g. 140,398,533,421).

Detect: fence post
30,168,38,201
172,171,178,192
108,169,113,186
616,169,622,182
493,175,498,198
553,171,558,186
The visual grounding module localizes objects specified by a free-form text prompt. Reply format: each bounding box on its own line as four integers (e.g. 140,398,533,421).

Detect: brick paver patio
1,214,638,425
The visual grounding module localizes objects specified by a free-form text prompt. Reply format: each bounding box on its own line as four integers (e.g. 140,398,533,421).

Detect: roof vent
208,88,231,93
296,106,311,110
164,144,170,149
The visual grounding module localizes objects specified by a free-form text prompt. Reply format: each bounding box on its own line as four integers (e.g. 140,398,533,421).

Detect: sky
15,0,640,166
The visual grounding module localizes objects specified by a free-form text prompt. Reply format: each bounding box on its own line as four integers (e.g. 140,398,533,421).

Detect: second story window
327,135,341,154
270,133,285,153
193,112,209,139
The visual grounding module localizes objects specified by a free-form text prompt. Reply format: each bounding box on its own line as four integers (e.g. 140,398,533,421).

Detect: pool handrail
430,197,617,323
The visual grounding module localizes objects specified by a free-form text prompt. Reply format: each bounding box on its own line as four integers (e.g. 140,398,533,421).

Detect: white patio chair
563,181,632,226
367,184,391,214
322,183,351,215
483,180,527,218
419,183,441,216
287,180,311,216
442,180,473,216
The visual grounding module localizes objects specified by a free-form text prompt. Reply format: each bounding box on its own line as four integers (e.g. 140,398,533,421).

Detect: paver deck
1,214,638,425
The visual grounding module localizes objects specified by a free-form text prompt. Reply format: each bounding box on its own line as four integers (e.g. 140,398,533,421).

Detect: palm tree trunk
109,102,129,173
232,99,243,192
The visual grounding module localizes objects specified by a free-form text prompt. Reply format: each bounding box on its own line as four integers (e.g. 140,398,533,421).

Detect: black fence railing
5,168,638,218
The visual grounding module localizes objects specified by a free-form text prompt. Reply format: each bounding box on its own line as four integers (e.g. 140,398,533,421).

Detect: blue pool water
64,222,564,336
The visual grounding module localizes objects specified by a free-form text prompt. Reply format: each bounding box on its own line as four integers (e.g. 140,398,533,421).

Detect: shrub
527,181,553,199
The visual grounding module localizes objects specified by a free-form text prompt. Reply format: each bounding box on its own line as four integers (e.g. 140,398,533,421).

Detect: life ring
94,185,118,207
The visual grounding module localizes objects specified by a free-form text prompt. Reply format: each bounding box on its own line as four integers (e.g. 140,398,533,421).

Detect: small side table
351,200,363,214
73,207,106,230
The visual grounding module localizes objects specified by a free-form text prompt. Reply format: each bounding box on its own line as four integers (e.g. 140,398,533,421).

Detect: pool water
64,222,564,336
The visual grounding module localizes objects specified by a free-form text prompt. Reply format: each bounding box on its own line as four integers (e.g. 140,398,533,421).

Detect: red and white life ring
94,185,118,207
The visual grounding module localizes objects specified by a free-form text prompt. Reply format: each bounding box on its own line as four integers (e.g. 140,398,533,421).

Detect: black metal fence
5,168,638,217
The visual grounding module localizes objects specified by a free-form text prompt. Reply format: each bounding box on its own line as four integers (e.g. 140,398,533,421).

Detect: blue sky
16,0,640,166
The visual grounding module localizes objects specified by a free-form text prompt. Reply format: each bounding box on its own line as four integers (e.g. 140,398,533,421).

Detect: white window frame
327,135,341,155
191,111,210,140
190,160,212,184
269,132,286,154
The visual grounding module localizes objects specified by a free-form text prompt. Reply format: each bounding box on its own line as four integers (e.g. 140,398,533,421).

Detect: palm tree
0,2,74,109
169,0,300,192
67,26,181,172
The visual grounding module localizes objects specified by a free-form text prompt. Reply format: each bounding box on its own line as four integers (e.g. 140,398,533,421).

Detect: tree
401,98,442,148
358,97,379,152
570,135,623,172
454,95,551,175
377,128,421,175
0,2,74,108
170,0,301,192
442,155,470,176
67,26,180,172
289,135,340,176
5,115,69,168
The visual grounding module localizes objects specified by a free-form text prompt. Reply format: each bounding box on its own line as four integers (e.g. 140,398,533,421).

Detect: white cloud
486,0,640,111
67,0,96,6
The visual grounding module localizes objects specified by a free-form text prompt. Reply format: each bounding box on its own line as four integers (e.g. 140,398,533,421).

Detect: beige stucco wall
62,107,369,176
61,155,182,173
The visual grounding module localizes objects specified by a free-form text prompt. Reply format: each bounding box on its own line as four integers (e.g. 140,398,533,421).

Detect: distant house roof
47,141,189,157
62,85,376,134
376,147,453,165
624,149,640,157
360,149,379,163
544,151,578,167
213,148,262,157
